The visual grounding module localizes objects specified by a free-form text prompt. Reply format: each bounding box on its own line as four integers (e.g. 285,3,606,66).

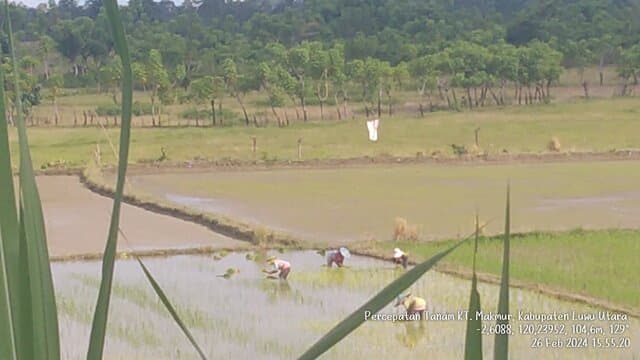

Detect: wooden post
297,138,303,160
474,127,480,147
251,136,257,157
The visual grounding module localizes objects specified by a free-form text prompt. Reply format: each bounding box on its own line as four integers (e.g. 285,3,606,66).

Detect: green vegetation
371,229,640,310
8,96,640,169
3,0,640,127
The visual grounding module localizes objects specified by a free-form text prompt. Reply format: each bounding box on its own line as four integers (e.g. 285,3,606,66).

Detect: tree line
2,0,640,125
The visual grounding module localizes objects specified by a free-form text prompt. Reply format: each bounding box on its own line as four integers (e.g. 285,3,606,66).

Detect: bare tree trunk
598,55,605,86
377,89,382,117
236,94,250,126
151,95,157,127
271,104,281,125
466,88,473,110
582,81,589,99
218,101,223,126
54,98,59,126
334,94,342,120
211,98,216,126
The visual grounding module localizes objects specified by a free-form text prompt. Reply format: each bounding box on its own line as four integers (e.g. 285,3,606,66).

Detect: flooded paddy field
37,176,245,256
54,251,639,359
129,161,640,244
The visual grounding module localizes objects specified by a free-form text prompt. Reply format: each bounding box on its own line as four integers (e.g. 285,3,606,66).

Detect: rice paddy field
53,251,640,359
127,161,640,244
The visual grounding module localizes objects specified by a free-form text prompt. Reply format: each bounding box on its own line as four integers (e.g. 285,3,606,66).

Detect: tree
47,74,64,125
618,44,640,95
37,35,56,80
409,56,438,115
98,59,122,104
191,75,225,126
147,49,170,126
223,58,250,126
287,44,311,122
446,41,491,109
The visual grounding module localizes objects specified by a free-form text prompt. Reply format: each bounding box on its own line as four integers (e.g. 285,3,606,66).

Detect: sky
13,0,185,8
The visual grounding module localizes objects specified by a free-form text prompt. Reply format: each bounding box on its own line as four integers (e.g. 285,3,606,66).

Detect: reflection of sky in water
53,251,639,359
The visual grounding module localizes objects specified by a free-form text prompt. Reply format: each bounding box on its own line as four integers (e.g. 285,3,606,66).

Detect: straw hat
393,248,404,258
266,256,276,264
339,247,351,258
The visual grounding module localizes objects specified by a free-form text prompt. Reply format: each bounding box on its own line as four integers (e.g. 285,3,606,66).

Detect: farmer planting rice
263,256,291,280
326,247,351,267
393,247,409,269
394,293,427,320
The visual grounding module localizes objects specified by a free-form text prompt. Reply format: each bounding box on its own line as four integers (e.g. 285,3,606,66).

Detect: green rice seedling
494,185,511,360
464,214,483,360
297,225,488,359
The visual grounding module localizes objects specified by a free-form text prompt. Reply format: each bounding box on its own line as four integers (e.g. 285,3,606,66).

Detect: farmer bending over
326,247,351,267
263,256,291,280
394,293,427,320
393,248,409,269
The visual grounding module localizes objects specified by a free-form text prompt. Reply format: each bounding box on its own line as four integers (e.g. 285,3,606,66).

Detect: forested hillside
2,0,640,121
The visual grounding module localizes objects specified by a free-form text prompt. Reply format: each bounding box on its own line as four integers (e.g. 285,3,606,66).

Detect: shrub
547,136,561,152
132,102,153,116
394,217,421,242
95,103,120,116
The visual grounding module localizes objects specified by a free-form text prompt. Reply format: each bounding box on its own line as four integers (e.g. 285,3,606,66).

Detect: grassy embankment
10,96,640,169
362,229,640,312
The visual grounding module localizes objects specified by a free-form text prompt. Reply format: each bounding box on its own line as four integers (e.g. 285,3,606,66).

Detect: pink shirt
273,259,291,271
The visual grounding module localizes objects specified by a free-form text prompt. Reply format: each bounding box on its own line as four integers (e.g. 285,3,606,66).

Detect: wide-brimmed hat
266,256,276,264
393,248,404,258
394,293,410,307
339,247,351,258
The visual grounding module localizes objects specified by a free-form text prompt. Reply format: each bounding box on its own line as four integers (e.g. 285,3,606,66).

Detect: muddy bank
79,169,305,249
38,176,247,257
94,149,640,175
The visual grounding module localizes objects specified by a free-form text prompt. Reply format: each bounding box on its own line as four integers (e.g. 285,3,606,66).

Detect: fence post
251,136,257,157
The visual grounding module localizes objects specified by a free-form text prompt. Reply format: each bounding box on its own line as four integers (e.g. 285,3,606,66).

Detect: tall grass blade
5,1,60,357
494,185,511,360
464,213,483,360
0,56,19,360
298,225,487,360
87,0,134,358
137,258,208,360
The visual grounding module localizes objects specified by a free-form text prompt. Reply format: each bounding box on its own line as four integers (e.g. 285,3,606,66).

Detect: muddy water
53,251,639,359
129,161,640,244
36,176,245,256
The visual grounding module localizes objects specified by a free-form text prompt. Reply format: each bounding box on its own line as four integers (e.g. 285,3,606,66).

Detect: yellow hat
266,256,276,264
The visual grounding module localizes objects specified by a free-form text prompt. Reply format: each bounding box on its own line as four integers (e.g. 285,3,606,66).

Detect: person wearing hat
263,256,291,280
394,293,427,320
326,247,351,267
393,248,409,269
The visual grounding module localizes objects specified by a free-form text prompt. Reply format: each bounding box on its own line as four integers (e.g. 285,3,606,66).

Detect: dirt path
101,149,640,175
38,176,247,257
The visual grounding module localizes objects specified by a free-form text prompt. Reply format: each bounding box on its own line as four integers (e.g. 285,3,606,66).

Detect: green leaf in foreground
87,0,134,358
464,214,483,360
298,232,478,360
494,185,511,360
5,1,60,357
0,56,19,360
137,258,208,360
